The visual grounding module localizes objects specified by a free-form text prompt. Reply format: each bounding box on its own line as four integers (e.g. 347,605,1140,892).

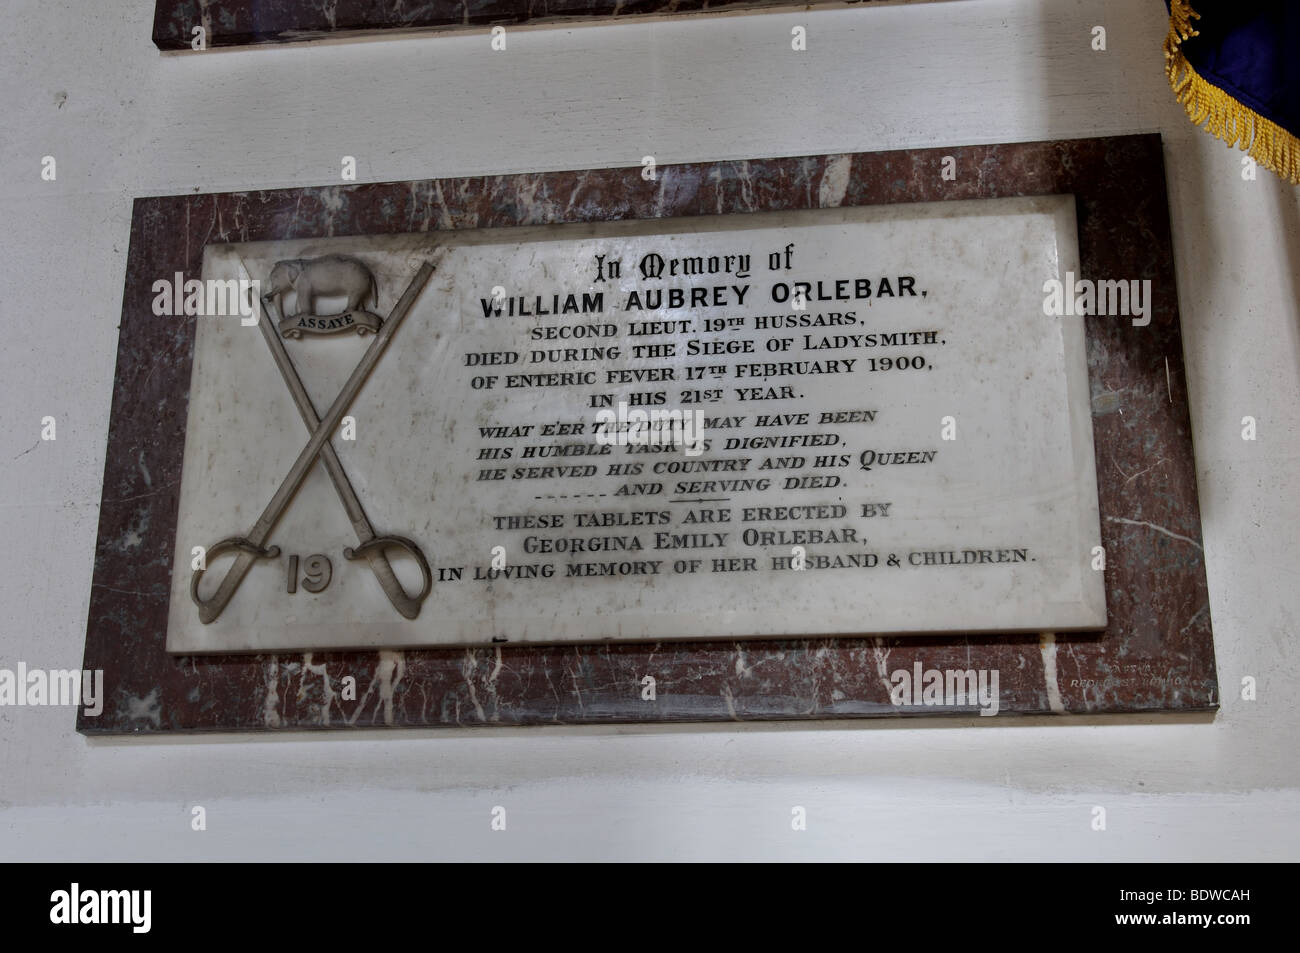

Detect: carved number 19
287,553,333,593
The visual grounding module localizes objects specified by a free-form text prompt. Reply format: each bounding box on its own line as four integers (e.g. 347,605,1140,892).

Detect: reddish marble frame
152,0,890,51
79,135,1217,733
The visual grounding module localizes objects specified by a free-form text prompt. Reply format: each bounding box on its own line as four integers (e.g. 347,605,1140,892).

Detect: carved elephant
263,255,377,316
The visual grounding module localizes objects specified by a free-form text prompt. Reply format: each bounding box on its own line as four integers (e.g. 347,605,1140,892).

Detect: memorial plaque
169,197,1104,653
81,136,1218,732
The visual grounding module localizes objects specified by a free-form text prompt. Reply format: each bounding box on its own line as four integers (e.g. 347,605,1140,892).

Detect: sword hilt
190,536,282,624
344,535,433,619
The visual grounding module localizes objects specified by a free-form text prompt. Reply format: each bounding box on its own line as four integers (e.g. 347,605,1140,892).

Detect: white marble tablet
166,195,1105,652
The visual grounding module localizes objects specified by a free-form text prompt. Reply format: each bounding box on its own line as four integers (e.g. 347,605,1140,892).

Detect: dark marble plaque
152,0,887,51
80,135,1218,733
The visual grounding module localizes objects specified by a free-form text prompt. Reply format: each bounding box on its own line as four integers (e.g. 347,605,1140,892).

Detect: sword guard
191,536,282,623
344,535,432,619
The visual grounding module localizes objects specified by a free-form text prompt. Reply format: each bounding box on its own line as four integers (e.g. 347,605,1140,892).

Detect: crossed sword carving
191,259,437,624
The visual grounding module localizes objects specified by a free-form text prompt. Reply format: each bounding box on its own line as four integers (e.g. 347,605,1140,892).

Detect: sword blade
248,260,434,543
257,296,374,539
257,294,424,618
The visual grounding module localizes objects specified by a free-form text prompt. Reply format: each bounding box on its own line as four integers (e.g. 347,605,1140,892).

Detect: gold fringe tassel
1164,0,1300,184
